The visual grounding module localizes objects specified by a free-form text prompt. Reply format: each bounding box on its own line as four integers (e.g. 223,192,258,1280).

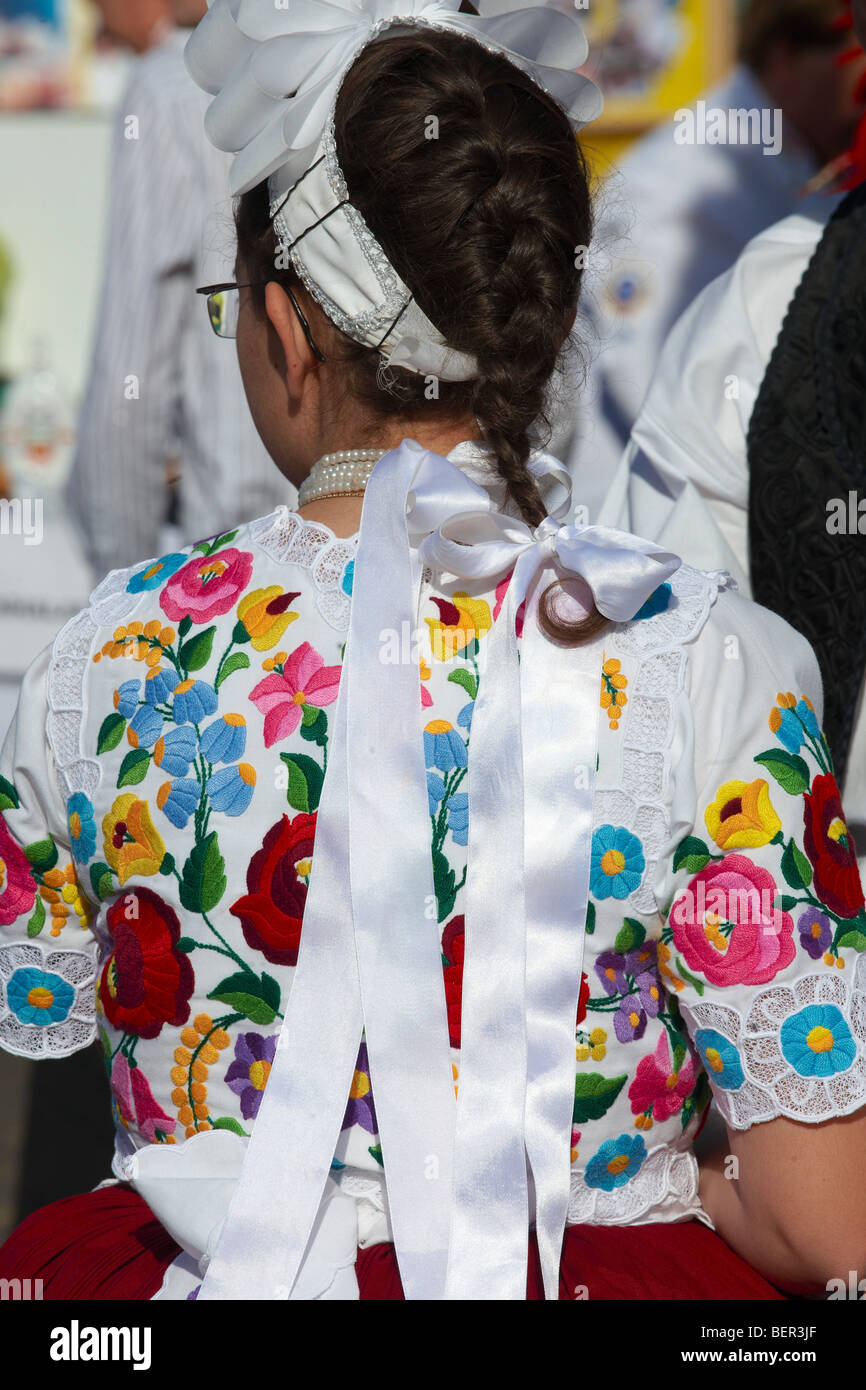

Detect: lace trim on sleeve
680,958,866,1129
593,567,736,914
567,1144,707,1227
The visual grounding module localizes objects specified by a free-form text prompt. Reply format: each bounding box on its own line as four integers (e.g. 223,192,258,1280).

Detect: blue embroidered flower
143,666,176,706
156,778,201,829
153,727,198,778
427,771,446,816
126,553,188,593
67,792,97,864
772,706,807,754
127,705,163,750
780,1004,857,1078
447,793,469,846
7,967,75,1026
172,679,218,725
589,825,645,900
424,720,468,772
113,680,140,718
199,714,247,765
694,1028,745,1091
341,560,354,597
632,583,672,622
457,701,474,731
584,1133,647,1192
206,763,256,816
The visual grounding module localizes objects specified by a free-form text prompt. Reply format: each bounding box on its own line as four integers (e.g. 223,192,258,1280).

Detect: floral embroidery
99,887,194,1039
671,856,795,987
67,793,97,864
127,553,188,594
779,1003,857,1078
584,1132,647,1191
226,1032,278,1120
798,907,832,961
427,593,493,661
170,1015,233,1139
230,814,316,967
632,583,672,622
441,916,464,1048
492,571,526,638
692,1028,744,1091
704,778,782,851
249,641,341,748
111,1051,177,1142
628,1030,696,1126
160,546,254,625
342,1040,378,1134
102,795,167,886
7,966,75,1025
236,587,301,651
600,656,628,731
803,773,864,920
0,816,37,927
768,691,825,758
589,826,645,900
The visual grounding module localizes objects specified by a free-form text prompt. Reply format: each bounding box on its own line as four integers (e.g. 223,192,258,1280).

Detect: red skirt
0,1185,785,1300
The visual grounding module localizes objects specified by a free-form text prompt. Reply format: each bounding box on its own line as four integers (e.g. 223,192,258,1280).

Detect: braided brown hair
236,27,606,645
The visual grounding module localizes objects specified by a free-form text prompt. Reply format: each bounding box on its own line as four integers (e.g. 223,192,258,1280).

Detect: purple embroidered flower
614,993,647,1043
341,1040,378,1135
626,942,662,1018
595,950,628,997
225,1032,278,1120
798,906,832,960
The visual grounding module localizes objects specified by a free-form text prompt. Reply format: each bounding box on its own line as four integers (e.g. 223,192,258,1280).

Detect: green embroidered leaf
754,750,810,796
214,651,250,689
176,937,197,953
573,1071,628,1124
0,774,20,811
780,838,813,891
179,624,216,673
447,668,478,700
585,900,596,935
672,1042,686,1072
368,1144,384,1167
24,838,59,873
775,894,801,912
97,713,126,754
179,832,226,915
837,930,866,953
614,917,646,953
117,748,151,788
26,894,46,938
210,529,239,551
299,706,327,745
207,970,279,1025
212,1116,250,1137
673,836,711,874
159,852,175,876
281,753,324,813
90,861,114,901
231,619,250,645
178,615,193,639
432,847,457,922
674,956,705,997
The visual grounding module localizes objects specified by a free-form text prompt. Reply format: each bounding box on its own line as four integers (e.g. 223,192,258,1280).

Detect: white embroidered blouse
1,441,864,1298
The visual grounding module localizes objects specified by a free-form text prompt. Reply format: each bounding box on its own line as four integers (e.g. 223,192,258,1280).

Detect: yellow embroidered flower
600,655,628,730
102,793,166,885
657,939,685,994
704,777,781,850
426,593,492,662
237,586,300,651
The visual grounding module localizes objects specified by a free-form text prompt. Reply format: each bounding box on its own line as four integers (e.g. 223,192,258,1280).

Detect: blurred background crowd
0,0,864,1245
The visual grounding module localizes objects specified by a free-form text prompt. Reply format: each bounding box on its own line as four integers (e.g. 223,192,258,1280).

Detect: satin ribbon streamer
198,440,681,1301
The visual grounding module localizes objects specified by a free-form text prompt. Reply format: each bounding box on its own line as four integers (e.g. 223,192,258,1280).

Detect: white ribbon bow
197,440,681,1301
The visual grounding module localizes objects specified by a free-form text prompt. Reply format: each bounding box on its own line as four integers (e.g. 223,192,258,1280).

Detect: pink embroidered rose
111,1052,177,1143
671,854,795,987
628,1030,696,1123
493,569,526,638
249,641,342,748
0,815,37,926
159,548,254,624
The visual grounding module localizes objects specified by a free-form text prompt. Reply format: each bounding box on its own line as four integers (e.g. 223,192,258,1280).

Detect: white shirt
67,26,294,577
552,65,817,520
600,200,866,866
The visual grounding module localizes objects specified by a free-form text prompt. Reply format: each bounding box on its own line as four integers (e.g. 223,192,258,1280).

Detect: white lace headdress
185,0,602,381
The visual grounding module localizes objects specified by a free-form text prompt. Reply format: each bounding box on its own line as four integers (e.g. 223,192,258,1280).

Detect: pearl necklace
297,448,385,506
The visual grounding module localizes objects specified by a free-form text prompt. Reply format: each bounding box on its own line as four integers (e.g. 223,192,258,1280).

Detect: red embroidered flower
442,915,464,1048
159,548,254,624
230,813,317,966
577,971,590,1027
0,814,37,927
100,887,194,1039
111,1052,177,1142
493,569,527,638
628,1031,696,1123
803,773,864,919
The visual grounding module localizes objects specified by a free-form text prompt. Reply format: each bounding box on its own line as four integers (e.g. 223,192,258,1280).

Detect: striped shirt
67,26,294,577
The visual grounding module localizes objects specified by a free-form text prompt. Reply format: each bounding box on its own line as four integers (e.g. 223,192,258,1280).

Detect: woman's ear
264,281,320,403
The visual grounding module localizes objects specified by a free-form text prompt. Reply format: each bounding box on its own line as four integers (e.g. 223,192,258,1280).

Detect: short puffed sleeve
0,645,101,1059
657,587,866,1129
